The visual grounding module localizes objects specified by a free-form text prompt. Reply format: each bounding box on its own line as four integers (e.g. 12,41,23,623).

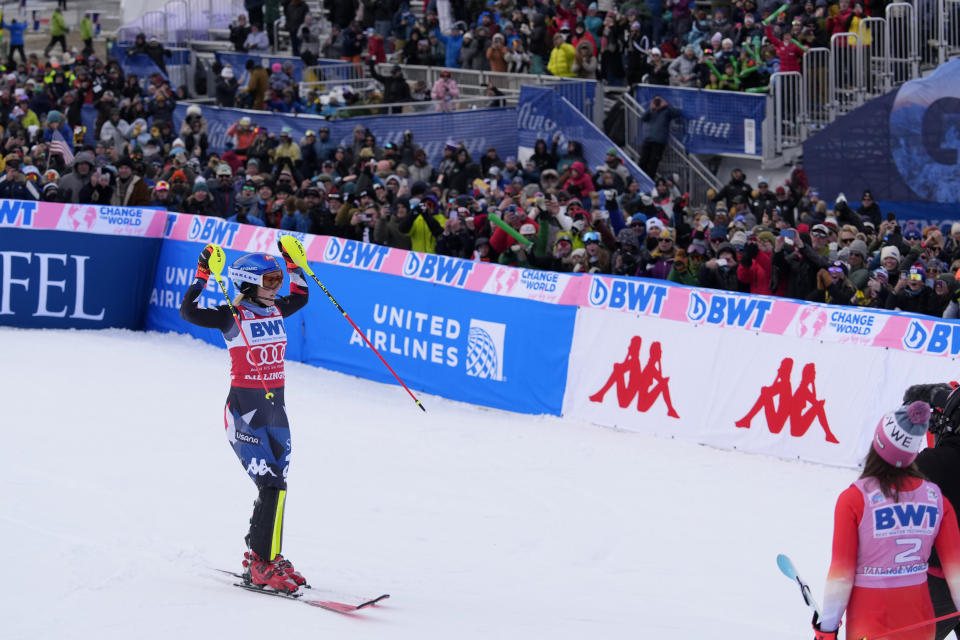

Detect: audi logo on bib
247,343,286,366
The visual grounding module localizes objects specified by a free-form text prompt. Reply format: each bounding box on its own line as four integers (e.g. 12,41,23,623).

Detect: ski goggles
583,231,601,244
261,271,284,290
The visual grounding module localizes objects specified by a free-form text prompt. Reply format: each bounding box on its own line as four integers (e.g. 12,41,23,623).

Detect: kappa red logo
589,336,679,418
736,358,839,443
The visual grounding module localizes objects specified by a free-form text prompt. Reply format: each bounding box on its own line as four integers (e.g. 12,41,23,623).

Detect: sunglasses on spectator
710,238,723,243
659,237,673,243
242,185,256,192
839,236,854,244
828,266,844,275
812,231,827,238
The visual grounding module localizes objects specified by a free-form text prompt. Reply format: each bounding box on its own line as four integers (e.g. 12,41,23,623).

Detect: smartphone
886,212,897,222
717,258,728,267
782,229,796,239
450,210,458,220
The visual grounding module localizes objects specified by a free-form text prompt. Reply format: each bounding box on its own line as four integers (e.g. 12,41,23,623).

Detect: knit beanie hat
872,401,930,468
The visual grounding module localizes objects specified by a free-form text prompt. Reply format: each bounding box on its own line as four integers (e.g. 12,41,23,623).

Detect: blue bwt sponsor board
0,228,162,329
146,239,575,415
634,85,765,157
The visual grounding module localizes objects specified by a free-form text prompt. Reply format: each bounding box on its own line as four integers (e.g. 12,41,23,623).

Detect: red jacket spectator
490,208,538,255
765,25,804,73
563,161,595,197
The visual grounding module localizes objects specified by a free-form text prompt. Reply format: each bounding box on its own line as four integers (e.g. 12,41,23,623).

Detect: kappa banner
563,307,960,468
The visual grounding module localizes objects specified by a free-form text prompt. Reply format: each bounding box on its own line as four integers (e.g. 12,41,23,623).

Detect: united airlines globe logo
465,319,506,381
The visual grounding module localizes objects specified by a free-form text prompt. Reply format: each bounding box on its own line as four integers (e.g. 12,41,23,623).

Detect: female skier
816,402,960,640
180,242,308,594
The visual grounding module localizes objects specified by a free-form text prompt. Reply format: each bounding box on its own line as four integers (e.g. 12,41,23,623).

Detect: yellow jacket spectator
547,34,577,78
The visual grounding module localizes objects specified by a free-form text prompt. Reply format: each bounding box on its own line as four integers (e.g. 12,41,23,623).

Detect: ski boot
242,551,301,594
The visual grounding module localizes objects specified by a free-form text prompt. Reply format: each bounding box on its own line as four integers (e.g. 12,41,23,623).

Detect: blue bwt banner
634,84,765,157
0,229,162,329
215,53,306,83
172,104,518,170
517,86,654,192
146,238,576,415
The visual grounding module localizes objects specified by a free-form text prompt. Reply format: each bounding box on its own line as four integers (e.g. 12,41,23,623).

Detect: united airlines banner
517,86,654,191
633,84,765,157
804,59,960,220
171,104,518,171
146,229,576,415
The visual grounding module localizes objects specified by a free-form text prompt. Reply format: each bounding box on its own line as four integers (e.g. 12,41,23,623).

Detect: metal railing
859,16,888,99
770,71,805,155
324,95,517,118
887,2,920,83
802,48,830,134
118,0,244,44
829,32,864,119
621,93,722,207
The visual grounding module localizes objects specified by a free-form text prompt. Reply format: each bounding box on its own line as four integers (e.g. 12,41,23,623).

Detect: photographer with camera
902,383,960,640
639,95,681,178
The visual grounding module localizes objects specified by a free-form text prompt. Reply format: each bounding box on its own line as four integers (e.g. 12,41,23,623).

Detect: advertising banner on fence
562,306,960,468
0,200,168,329
215,53,306,83
634,84,765,157
172,104,518,170
517,86,654,192
0,228,162,329
804,60,960,223
145,220,576,415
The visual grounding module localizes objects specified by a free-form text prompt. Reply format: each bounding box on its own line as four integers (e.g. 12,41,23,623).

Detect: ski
776,553,822,623
215,569,389,614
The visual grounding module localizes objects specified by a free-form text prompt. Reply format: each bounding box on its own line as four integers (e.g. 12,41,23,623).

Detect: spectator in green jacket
80,13,94,56
44,8,69,58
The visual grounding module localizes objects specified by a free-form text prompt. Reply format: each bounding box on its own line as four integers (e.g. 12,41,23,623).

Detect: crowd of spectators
5,1,952,321
217,0,885,100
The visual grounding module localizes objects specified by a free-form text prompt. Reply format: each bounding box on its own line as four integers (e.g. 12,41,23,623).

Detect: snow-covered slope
2,327,851,639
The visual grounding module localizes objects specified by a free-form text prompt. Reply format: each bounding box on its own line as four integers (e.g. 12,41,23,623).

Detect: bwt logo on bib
465,319,506,381
874,503,939,532
902,319,960,355
188,217,240,246
402,252,474,287
587,277,667,314
323,238,389,270
250,318,285,338
686,291,772,329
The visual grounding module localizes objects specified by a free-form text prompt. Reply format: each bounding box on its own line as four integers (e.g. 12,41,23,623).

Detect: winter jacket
433,28,464,68
112,174,152,207
3,19,27,46
430,77,460,112
398,208,446,253
547,42,577,77
641,105,682,144
737,247,775,295
563,161,595,197
50,10,67,37
668,55,699,87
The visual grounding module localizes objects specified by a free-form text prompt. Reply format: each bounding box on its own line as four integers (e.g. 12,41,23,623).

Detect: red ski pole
279,236,426,412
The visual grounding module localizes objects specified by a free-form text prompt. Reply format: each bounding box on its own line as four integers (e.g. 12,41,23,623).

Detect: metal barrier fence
621,94,723,208
943,0,960,60
118,0,243,44
859,16,888,99
802,47,830,134
918,0,943,67
830,32,864,119
325,95,517,119
887,2,920,84
770,71,805,155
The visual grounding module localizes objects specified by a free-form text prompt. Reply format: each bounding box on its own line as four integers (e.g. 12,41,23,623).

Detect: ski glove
196,244,215,281
277,239,300,272
813,614,837,640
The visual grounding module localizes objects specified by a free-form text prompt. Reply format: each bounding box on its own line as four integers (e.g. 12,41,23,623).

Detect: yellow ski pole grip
207,244,227,279
279,235,313,275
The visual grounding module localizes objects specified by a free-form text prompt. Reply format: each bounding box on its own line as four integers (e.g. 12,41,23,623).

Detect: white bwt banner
563,307,960,468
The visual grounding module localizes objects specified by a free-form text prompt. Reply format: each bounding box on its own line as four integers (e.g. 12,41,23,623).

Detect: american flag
50,129,74,165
